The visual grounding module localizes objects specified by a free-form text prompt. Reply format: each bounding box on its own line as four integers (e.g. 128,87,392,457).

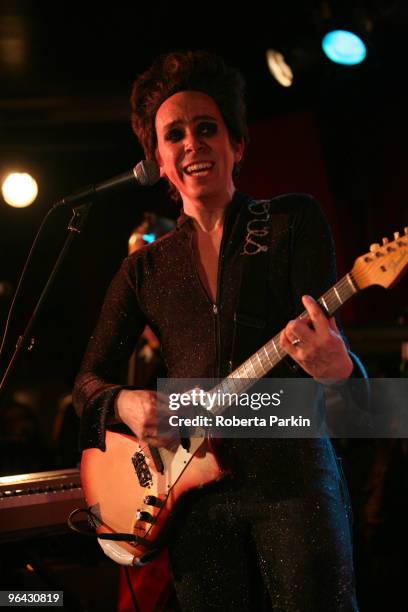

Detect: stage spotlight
266,49,294,87
1,172,38,207
322,29,367,65
142,233,156,243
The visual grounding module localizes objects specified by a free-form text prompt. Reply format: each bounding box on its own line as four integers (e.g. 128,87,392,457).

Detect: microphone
54,160,160,208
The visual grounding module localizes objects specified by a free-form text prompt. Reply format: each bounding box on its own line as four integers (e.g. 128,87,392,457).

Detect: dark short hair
130,50,249,198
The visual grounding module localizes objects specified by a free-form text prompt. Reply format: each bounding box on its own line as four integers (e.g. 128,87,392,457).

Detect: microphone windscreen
134,160,160,186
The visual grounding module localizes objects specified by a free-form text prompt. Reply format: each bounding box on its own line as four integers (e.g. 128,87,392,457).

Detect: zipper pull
212,304,218,315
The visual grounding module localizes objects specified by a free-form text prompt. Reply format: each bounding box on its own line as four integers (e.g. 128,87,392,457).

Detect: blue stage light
142,232,156,243
322,30,367,65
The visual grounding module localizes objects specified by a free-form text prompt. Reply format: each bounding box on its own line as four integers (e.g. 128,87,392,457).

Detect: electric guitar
79,229,408,566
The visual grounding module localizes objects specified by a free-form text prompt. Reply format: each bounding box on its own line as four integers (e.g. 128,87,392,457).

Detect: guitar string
217,270,365,396
182,243,407,402
227,273,355,380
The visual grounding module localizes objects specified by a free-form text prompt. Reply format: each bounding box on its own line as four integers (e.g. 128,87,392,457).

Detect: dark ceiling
0,0,406,209
1,1,407,121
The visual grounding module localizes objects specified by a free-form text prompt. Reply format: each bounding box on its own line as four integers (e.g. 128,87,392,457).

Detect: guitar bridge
132,452,153,488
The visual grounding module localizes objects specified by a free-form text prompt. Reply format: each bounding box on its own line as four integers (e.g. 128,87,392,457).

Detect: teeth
185,162,213,174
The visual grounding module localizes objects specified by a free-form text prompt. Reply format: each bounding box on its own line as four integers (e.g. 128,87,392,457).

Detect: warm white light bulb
1,172,38,207
266,49,294,87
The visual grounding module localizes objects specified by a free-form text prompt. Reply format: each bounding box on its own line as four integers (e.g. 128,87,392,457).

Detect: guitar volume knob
143,495,163,508
136,510,156,523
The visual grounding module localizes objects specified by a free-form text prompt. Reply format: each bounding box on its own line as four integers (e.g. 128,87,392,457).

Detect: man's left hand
280,295,353,381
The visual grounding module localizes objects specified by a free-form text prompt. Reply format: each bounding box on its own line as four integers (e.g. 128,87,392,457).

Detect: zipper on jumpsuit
213,226,229,378
188,218,230,379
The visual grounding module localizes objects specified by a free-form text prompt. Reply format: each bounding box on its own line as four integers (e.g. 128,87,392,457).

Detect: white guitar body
80,430,226,566
79,229,408,565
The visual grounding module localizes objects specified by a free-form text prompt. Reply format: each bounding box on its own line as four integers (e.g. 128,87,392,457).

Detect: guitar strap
230,198,272,371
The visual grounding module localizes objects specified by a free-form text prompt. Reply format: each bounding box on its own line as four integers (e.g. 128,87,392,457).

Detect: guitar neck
210,272,359,408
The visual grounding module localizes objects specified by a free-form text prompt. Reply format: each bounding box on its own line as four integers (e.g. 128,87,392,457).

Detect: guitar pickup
132,452,153,488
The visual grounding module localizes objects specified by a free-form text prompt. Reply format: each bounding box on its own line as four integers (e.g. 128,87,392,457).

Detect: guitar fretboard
208,272,358,414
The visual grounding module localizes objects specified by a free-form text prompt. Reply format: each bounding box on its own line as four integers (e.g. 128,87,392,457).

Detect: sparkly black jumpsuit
73,192,360,611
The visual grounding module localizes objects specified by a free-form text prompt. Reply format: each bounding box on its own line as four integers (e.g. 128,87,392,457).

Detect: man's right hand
114,389,175,447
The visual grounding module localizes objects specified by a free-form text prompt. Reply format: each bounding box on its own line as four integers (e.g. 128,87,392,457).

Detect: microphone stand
0,203,92,396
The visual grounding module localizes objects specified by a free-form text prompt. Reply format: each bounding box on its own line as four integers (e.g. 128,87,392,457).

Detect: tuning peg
370,243,381,253
394,232,400,240
382,237,389,245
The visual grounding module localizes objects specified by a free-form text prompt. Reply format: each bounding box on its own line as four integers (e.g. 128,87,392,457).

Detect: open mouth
183,161,214,176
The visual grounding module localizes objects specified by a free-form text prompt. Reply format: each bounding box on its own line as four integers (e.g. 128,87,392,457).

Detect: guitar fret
333,285,343,305
242,365,249,378
262,345,274,368
255,351,265,374
272,338,282,362
236,365,245,379
320,278,355,319
243,361,252,378
261,349,271,370
346,273,358,294
224,271,363,390
320,295,330,315
247,357,256,377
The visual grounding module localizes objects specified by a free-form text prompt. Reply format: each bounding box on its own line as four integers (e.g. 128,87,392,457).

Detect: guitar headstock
351,228,408,289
